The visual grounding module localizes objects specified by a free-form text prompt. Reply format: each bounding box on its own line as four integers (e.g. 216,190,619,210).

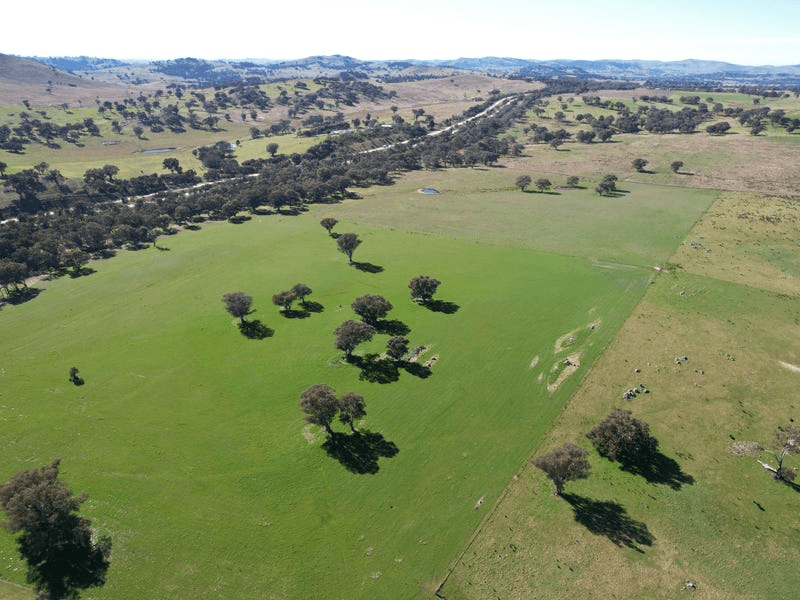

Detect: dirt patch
474,495,486,510
529,355,540,369
547,352,581,393
302,424,317,443
779,361,800,374
408,345,429,363
554,330,578,354
423,354,439,368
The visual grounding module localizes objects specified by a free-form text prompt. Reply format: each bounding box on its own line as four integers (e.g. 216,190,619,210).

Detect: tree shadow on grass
238,320,274,339
352,261,384,274
375,319,411,336
402,361,432,379
423,299,460,314
351,353,400,384
300,300,324,313
619,451,694,490
782,480,800,494
562,493,655,553
280,308,310,319
321,430,399,474
69,266,96,278
1,287,42,306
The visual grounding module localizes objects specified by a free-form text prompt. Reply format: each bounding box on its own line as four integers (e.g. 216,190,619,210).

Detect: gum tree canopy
0,460,112,600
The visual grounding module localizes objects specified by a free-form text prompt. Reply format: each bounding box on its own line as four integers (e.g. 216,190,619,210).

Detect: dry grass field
440,189,800,600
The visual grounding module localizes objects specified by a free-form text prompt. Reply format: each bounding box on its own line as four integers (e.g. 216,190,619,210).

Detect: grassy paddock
0,201,650,598
440,190,800,600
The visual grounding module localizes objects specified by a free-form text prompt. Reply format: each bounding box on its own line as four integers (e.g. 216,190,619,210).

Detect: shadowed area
321,430,399,474
280,308,310,319
352,353,400,384
562,493,655,552
1,287,42,306
619,451,694,490
68,267,96,278
423,299,460,314
238,320,274,339
402,361,432,378
375,319,411,336
300,300,324,313
352,261,384,273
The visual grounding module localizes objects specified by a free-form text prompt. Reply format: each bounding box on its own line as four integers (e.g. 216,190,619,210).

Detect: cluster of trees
514,175,555,192
595,174,618,196
272,283,313,313
0,460,111,600
300,384,367,435
0,113,101,153
332,278,442,361
534,408,659,496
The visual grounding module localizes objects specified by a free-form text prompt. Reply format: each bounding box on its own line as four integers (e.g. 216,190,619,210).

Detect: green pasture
335,168,718,267
440,189,800,600
0,196,657,598
442,267,800,600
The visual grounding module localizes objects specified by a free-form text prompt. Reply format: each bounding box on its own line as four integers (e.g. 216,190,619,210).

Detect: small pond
141,147,176,154
420,188,440,194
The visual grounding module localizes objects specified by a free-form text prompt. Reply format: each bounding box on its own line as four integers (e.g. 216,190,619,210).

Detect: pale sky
4,0,799,66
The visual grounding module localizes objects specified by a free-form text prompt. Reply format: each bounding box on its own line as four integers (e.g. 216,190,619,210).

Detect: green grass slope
0,208,653,598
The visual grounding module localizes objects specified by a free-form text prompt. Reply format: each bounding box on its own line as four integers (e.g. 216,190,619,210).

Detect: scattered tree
566,175,580,188
0,460,112,600
222,292,253,323
409,275,441,303
532,443,591,496
515,175,532,191
632,158,649,172
338,392,366,433
266,142,279,157
299,384,338,434
772,424,800,481
385,336,410,361
351,294,393,325
670,160,684,173
272,289,296,312
334,320,376,360
586,409,659,463
162,158,182,174
595,174,618,195
337,233,361,264
534,178,552,192
320,217,338,236
290,283,312,307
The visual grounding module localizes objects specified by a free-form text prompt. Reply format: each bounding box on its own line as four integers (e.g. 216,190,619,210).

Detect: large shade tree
222,292,253,323
320,217,338,236
0,460,112,600
409,275,441,303
338,392,366,433
299,384,339,435
586,408,659,464
336,233,361,264
334,320,375,360
351,294,393,325
533,443,591,496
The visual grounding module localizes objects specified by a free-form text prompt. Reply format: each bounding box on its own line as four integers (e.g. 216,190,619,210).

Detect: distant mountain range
18,54,800,86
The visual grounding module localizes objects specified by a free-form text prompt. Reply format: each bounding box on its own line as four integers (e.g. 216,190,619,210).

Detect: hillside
19,54,800,86
0,54,131,105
